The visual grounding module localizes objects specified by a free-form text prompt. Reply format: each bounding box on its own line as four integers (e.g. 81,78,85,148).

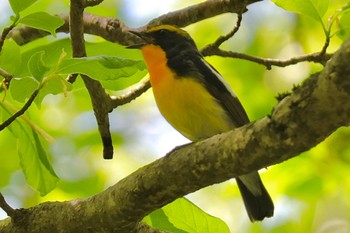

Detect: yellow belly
152,72,234,141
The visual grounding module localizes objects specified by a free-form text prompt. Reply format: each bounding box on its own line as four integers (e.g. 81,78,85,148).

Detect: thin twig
111,79,151,108
0,68,14,89
319,36,330,56
204,48,332,69
0,89,39,131
0,193,16,217
2,100,55,143
201,13,243,52
200,12,332,69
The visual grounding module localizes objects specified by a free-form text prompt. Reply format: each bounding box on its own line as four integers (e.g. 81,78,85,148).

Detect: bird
127,24,274,221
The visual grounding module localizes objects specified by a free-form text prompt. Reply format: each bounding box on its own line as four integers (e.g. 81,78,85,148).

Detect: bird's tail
236,172,274,221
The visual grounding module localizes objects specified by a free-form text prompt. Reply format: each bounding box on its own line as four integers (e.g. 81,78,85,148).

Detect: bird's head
127,25,197,52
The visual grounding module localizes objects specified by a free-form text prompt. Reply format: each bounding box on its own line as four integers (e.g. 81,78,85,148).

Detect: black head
128,25,197,52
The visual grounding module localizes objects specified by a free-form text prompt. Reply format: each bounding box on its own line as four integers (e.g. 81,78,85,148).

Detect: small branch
111,79,151,108
70,0,114,159
0,193,15,218
201,13,243,52
202,21,332,69
319,36,330,56
0,89,39,131
0,68,14,89
202,48,332,69
2,100,55,143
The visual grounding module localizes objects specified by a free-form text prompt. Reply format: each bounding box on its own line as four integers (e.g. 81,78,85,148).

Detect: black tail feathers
236,173,274,222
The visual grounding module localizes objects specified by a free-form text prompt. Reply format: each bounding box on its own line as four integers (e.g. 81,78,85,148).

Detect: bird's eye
158,29,168,36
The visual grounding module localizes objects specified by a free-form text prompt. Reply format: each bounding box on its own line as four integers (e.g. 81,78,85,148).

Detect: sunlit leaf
18,12,64,37
28,51,50,82
9,0,37,15
100,70,147,90
271,0,329,23
336,9,350,40
144,198,230,233
10,77,39,102
337,16,350,40
144,209,187,233
1,105,59,195
57,56,147,90
0,39,21,76
35,74,73,107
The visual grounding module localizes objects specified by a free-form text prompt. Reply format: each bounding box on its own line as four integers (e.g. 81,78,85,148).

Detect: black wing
192,55,250,127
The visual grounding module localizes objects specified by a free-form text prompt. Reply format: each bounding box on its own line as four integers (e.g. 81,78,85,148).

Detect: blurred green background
0,0,349,232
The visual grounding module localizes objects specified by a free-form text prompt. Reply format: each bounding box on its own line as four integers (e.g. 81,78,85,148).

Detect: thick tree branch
9,0,261,46
146,0,257,28
1,38,350,233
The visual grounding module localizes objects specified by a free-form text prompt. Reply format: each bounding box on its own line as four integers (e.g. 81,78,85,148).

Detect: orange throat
141,44,172,87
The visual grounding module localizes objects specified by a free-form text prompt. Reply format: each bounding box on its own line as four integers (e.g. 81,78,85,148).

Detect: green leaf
144,209,187,233
1,105,59,195
18,12,64,37
144,198,230,233
336,12,350,40
28,51,50,82
18,39,73,77
100,70,147,90
0,39,21,75
35,74,73,107
19,38,145,78
9,0,38,15
58,56,147,90
271,0,329,23
10,77,39,102
331,2,350,40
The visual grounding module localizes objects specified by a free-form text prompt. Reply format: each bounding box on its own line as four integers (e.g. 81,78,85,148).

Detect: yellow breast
141,45,234,141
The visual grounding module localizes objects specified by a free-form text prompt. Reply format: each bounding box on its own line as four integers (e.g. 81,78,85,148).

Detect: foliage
0,0,350,232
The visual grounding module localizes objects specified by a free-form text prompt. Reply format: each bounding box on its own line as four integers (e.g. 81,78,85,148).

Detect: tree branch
111,79,151,108
146,0,258,28
0,89,39,131
9,0,261,46
201,13,243,51
69,0,114,159
202,48,333,69
1,37,350,233
0,193,15,218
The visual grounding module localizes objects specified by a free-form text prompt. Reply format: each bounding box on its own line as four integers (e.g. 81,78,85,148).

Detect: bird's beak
127,30,152,49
